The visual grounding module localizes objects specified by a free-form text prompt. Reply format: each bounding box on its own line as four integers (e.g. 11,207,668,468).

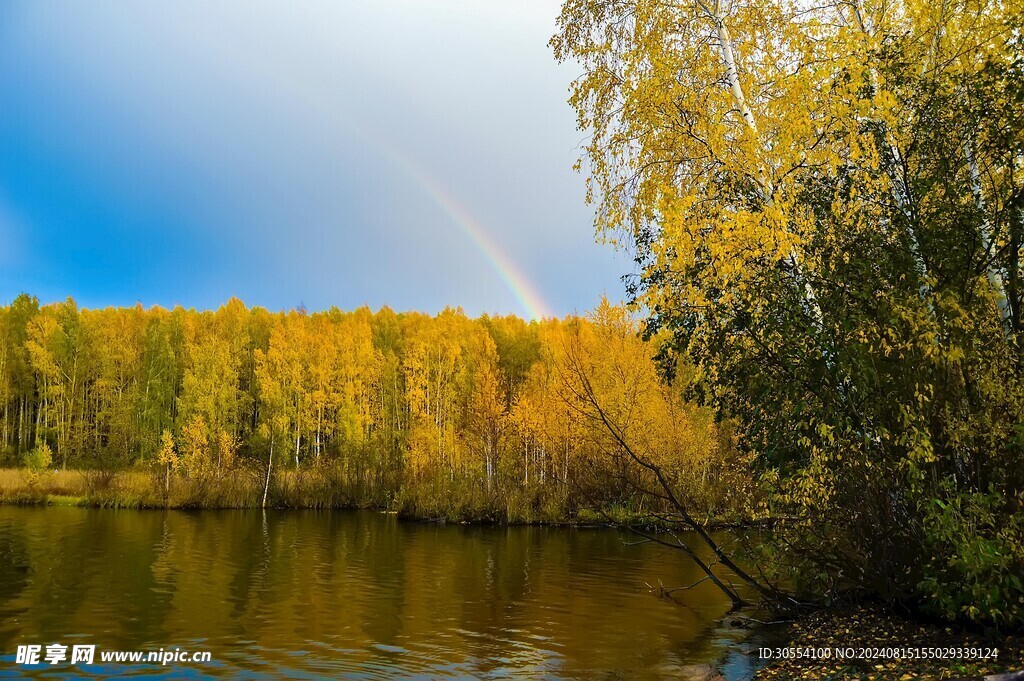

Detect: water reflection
0,507,762,679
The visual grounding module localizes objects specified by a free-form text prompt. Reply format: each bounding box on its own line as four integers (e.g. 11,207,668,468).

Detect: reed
0,465,644,524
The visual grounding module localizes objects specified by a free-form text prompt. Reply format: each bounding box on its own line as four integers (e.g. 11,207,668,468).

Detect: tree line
0,294,747,521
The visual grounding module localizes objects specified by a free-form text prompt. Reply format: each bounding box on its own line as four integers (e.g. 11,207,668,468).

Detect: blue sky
0,0,629,319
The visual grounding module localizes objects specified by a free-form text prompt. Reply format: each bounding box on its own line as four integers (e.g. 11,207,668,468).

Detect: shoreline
0,490,767,532
0,467,771,530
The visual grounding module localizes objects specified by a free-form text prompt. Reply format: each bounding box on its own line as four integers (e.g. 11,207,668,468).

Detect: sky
0,0,630,320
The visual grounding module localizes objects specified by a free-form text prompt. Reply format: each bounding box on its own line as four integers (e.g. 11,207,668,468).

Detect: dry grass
0,466,359,509
0,468,92,502
0,465,574,520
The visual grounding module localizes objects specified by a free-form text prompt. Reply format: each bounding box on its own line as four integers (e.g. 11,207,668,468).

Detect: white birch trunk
965,139,1011,328
848,1,932,301
713,19,756,133
263,436,274,508
699,1,825,325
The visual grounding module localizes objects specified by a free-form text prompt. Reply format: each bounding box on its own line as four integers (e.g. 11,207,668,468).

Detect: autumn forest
0,294,744,522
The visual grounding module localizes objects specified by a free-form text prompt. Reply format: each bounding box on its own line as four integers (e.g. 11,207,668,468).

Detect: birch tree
554,0,1024,624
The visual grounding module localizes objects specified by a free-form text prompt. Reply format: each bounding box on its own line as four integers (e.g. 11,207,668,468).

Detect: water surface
0,507,763,679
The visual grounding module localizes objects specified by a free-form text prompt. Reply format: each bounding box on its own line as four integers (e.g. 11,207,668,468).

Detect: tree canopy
0,295,742,524
554,0,1024,625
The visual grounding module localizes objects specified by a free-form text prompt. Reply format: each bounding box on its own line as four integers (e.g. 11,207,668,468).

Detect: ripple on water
0,508,764,679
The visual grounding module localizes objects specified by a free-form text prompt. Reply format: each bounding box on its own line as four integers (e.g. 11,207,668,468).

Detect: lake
0,507,766,679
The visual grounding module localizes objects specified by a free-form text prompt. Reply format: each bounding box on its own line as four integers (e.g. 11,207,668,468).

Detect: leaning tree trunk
263,436,274,509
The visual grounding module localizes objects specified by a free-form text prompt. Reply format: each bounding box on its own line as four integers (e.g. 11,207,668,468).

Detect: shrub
23,442,53,471
920,488,1024,628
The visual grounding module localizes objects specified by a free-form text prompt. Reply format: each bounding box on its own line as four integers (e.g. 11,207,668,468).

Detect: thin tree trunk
263,436,274,508
846,0,933,304
36,391,43,454
1009,208,1022,334
965,138,1011,330
695,0,825,327
712,18,756,132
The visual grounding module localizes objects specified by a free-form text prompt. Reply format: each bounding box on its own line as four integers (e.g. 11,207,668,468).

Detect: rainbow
232,54,552,319
374,148,552,321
